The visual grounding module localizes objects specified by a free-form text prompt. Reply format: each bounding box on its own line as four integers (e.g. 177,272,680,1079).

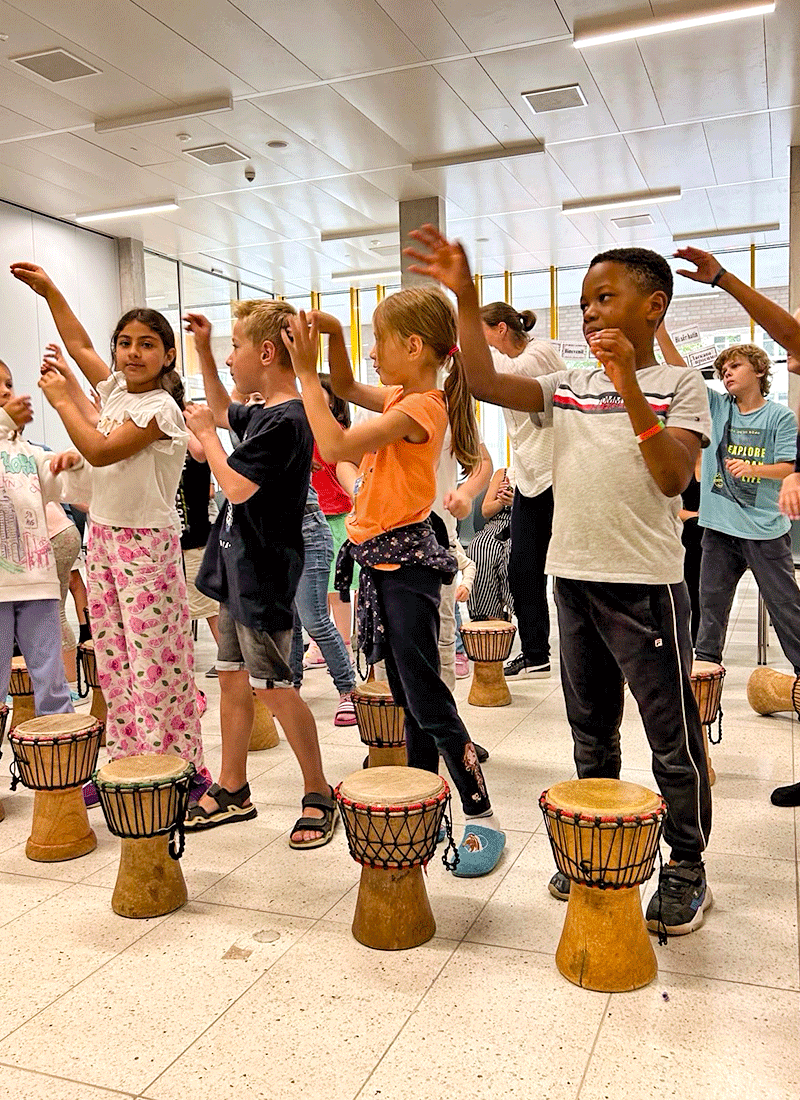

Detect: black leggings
373,564,491,817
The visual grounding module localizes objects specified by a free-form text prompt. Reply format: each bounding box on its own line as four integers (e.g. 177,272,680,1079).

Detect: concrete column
399,196,445,288
117,237,146,311
789,147,800,413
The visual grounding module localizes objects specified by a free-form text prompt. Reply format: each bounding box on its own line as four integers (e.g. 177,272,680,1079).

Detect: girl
10,262,209,795
281,287,505,878
466,466,515,624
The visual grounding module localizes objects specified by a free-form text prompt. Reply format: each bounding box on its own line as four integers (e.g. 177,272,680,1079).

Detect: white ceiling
0,0,797,294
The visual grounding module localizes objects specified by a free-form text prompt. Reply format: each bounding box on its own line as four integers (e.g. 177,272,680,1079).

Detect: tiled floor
0,575,798,1100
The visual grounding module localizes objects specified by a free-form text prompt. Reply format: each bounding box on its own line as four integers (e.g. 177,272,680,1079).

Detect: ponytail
443,350,481,476
160,368,185,410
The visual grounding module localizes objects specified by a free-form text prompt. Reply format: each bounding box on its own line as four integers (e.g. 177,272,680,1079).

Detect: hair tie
448,345,459,357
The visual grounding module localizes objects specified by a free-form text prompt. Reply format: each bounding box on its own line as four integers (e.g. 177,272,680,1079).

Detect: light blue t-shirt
699,387,797,540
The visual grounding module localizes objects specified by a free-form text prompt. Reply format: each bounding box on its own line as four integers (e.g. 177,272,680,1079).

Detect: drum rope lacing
706,706,723,747
338,791,460,872
0,704,7,760
75,646,91,701
9,727,103,792
94,765,194,861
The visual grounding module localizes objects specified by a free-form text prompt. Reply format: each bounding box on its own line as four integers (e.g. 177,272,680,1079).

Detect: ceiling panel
374,0,467,58
0,63,95,132
430,0,567,52
548,134,649,197
487,207,595,255
578,43,664,132
656,189,717,238
623,123,716,190
763,1,800,109
767,108,800,181
503,152,583,206
0,105,50,144
703,114,773,188
705,177,788,234
411,160,545,218
353,165,441,205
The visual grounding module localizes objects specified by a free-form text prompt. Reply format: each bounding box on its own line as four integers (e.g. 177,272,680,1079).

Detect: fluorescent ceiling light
673,221,780,241
320,224,397,243
331,266,400,281
563,188,681,215
412,139,544,172
75,199,178,223
574,2,775,49
94,95,232,133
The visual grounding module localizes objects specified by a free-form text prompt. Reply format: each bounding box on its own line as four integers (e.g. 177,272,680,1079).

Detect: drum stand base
90,690,108,746
352,864,435,950
467,662,511,707
248,696,280,751
10,695,36,730
556,883,657,993
366,745,408,768
26,789,97,862
0,798,4,823
112,835,187,918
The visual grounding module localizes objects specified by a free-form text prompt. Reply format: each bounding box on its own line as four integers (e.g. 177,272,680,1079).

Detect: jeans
290,508,355,696
0,599,73,713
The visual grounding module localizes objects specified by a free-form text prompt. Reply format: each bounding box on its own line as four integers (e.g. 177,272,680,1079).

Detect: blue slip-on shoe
450,823,506,878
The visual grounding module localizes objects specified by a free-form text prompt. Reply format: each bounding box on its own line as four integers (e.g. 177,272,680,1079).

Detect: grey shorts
216,604,293,690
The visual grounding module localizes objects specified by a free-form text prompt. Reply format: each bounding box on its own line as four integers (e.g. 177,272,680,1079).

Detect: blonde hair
233,299,297,368
373,286,481,474
714,343,772,397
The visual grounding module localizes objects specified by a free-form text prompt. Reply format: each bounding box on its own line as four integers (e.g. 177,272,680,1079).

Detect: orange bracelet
636,419,664,444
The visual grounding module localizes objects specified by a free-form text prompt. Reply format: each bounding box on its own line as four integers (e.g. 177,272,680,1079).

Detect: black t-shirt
196,399,312,633
177,454,212,550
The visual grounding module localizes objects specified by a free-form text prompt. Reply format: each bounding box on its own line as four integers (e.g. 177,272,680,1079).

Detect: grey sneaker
504,655,550,679
645,861,712,935
548,870,570,900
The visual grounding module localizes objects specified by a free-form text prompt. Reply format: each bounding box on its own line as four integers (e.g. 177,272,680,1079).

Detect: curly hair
714,343,772,396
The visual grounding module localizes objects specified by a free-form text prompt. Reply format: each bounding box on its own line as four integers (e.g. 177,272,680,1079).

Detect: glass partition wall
144,243,792,471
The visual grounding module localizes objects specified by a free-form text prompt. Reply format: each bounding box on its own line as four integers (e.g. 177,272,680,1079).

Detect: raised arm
42,343,99,426
675,247,800,360
656,324,689,369
482,467,513,519
183,313,231,428
10,263,111,387
311,311,384,413
443,442,492,520
403,227,544,413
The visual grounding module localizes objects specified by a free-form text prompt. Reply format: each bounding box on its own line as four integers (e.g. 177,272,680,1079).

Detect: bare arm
403,228,545,413
656,325,689,369
675,247,800,360
725,458,794,482
183,403,257,505
184,313,232,427
482,468,513,519
335,460,358,497
11,263,110,387
42,343,99,426
312,312,384,413
443,443,493,519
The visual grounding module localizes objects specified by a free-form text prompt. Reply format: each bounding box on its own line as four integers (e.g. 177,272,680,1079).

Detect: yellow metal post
750,243,756,342
310,291,323,369
474,273,483,305
504,270,512,304
376,284,385,303
550,266,559,341
350,287,361,379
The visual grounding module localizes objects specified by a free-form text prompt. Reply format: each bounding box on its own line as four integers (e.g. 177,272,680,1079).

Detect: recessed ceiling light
476,236,489,242
573,1,775,49
13,48,101,82
612,214,654,229
370,239,381,246
176,132,192,143
75,199,178,223
267,139,288,149
522,84,587,114
183,143,248,165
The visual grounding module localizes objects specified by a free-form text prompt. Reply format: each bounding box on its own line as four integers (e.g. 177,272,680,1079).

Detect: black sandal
289,789,337,850
184,782,257,831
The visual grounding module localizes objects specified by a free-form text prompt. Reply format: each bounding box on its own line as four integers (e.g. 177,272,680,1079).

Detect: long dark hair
319,373,351,427
110,308,184,409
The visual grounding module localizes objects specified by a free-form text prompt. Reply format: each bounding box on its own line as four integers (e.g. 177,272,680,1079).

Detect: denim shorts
216,604,293,689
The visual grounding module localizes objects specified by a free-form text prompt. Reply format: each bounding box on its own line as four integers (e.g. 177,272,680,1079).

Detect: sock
465,810,503,833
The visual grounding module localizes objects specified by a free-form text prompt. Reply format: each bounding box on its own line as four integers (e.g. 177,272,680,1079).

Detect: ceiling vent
12,49,100,82
522,84,587,114
183,143,248,165
612,214,654,228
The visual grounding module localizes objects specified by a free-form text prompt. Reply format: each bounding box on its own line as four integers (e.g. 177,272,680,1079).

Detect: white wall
0,201,121,451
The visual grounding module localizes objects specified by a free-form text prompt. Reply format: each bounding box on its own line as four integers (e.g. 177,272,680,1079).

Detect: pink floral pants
87,524,208,781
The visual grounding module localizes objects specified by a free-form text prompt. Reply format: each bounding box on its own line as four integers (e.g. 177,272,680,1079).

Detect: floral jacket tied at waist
334,520,457,669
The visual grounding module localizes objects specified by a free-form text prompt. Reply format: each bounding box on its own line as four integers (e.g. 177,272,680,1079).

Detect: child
466,466,515,624
452,538,476,679
0,358,78,721
10,262,208,795
181,306,335,848
177,436,221,677
406,227,713,931
281,288,505,877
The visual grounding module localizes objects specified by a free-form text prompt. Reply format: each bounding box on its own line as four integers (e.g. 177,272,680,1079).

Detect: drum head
13,713,97,739
463,619,514,633
692,660,723,676
353,680,393,700
340,766,444,805
98,753,189,785
545,778,662,817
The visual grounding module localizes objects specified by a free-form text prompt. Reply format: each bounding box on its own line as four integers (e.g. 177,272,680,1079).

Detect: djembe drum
95,753,193,918
9,656,35,729
249,694,280,751
9,714,103,862
0,703,7,824
460,620,517,707
78,640,108,740
353,681,407,767
540,778,666,992
746,666,800,716
690,660,725,787
337,766,449,950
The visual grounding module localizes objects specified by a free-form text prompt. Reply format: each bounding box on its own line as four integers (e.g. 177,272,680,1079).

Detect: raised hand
586,328,638,394
38,370,70,408
42,342,69,378
10,262,55,297
183,313,213,352
3,394,33,428
308,310,343,336
281,311,320,380
403,225,473,295
674,247,725,285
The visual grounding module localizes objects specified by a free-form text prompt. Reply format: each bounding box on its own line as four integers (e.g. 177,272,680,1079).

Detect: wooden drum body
540,778,666,993
95,754,193,918
337,766,448,951
460,620,516,707
9,714,103,862
248,693,280,752
690,661,725,788
746,666,800,717
78,641,108,740
9,656,35,729
353,681,407,767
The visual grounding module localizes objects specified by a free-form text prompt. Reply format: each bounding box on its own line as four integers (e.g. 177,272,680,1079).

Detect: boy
406,230,713,935
0,358,80,721
181,305,336,848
